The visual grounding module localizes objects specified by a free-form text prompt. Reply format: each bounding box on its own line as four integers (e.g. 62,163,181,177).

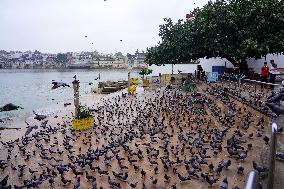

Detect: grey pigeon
252,161,268,173
51,81,70,89
24,122,38,136
33,111,47,121
276,152,284,160
220,176,228,189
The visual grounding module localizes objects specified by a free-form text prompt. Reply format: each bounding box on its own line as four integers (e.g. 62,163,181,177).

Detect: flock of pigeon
0,79,282,189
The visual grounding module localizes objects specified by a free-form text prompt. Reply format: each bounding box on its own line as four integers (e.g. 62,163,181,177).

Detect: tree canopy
145,0,284,68
139,68,153,76
56,53,68,64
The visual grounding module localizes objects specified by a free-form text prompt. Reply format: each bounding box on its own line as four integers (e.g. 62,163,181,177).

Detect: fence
267,123,278,189
243,122,278,189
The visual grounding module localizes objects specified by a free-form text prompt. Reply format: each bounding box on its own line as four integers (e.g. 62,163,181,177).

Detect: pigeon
276,152,284,160
0,175,9,187
73,177,80,189
51,81,70,90
24,123,38,136
236,151,248,161
277,127,283,133
252,161,268,173
33,111,47,121
130,182,138,188
237,164,244,174
220,177,228,189
263,136,270,145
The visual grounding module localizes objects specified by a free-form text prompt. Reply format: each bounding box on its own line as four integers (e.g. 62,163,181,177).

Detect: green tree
139,68,153,84
146,0,284,73
56,53,68,64
139,68,153,76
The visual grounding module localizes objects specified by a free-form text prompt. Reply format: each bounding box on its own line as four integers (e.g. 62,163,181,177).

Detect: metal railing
268,123,278,189
244,171,259,189
207,73,279,188
244,122,278,189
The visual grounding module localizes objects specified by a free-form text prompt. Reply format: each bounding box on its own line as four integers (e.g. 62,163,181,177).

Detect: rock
0,103,23,112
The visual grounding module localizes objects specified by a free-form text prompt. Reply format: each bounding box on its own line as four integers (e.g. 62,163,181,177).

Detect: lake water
0,62,225,118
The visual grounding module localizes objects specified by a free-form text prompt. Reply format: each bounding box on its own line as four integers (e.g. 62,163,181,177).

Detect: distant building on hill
92,54,127,69
127,49,147,69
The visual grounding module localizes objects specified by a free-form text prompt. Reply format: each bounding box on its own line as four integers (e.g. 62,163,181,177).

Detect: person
260,62,269,89
269,60,279,90
197,65,204,80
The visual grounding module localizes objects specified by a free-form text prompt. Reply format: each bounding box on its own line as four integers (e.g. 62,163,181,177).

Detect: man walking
269,60,279,90
260,62,269,89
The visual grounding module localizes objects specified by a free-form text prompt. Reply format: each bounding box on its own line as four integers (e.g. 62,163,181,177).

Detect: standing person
197,65,204,80
269,60,279,90
260,62,269,89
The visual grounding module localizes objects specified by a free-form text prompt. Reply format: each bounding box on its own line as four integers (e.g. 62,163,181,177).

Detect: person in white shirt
270,60,279,89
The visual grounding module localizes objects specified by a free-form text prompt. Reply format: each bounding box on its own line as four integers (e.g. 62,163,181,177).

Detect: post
72,79,80,118
268,123,277,189
254,82,257,100
228,76,231,89
238,78,241,97
128,72,131,95
244,171,258,189
159,73,162,88
172,63,174,75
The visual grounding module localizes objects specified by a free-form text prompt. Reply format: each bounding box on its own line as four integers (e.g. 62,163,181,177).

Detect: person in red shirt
260,62,269,89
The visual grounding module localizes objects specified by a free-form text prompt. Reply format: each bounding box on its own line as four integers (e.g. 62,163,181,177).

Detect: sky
0,0,208,54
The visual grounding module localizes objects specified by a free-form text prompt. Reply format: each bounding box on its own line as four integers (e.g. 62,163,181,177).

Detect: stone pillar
72,79,80,118
128,72,131,95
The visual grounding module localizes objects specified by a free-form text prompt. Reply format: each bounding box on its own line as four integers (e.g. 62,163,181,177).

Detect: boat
96,80,128,94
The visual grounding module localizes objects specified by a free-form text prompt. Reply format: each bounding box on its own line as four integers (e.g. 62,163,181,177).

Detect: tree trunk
238,59,248,75
225,57,249,75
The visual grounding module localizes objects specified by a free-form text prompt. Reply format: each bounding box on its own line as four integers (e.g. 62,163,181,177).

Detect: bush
76,104,92,119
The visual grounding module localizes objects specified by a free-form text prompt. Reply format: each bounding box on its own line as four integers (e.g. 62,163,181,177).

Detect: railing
243,123,278,189
268,123,278,189
221,74,280,88
244,171,259,189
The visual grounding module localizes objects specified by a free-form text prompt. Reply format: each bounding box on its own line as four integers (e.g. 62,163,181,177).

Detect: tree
139,68,153,86
56,53,68,64
139,68,153,76
146,0,284,73
139,68,153,84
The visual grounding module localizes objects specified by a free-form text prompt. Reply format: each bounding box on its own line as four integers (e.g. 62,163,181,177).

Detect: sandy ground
0,83,271,189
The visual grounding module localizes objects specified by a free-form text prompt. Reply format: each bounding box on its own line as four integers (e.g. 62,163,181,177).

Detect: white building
133,50,147,68
92,53,128,68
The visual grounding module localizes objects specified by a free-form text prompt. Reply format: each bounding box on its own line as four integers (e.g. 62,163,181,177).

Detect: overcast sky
0,0,208,54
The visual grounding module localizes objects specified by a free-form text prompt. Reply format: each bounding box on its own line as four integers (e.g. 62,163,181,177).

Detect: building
92,54,128,69
131,49,147,69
